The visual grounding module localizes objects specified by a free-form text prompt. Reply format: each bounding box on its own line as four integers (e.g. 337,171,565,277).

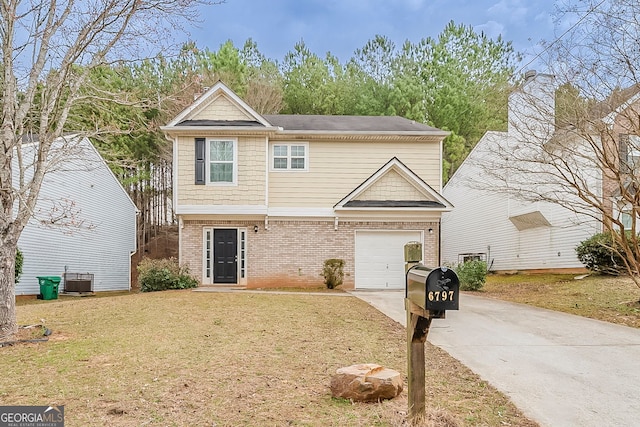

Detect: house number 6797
428,290,455,302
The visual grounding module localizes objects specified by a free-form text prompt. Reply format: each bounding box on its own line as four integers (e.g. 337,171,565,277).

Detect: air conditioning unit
63,273,94,293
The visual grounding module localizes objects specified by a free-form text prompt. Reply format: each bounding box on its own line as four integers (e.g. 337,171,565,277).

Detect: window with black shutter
195,137,206,184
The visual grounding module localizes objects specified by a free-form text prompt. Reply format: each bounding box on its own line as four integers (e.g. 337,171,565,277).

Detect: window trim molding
207,137,238,186
269,142,309,172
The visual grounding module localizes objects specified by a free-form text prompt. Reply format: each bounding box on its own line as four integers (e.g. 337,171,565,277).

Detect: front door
213,229,237,284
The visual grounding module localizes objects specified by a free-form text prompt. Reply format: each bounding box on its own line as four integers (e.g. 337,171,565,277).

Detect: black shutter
195,138,206,185
620,133,630,173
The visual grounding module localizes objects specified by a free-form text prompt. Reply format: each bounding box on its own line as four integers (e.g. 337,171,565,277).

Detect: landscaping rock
330,363,403,402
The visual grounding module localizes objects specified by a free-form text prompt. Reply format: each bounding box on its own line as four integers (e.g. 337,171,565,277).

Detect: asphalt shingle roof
263,114,440,132
343,200,446,208
178,119,263,127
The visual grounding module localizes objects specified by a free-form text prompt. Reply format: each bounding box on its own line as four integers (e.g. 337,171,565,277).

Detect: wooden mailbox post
404,242,459,421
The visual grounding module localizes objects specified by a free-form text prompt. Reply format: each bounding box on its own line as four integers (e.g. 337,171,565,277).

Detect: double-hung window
206,139,237,184
619,134,640,172
271,143,308,171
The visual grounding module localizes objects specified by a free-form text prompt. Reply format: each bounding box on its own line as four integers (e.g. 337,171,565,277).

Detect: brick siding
181,219,439,289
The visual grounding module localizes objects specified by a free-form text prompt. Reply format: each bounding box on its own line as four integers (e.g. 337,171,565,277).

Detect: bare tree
471,0,640,292
0,0,216,340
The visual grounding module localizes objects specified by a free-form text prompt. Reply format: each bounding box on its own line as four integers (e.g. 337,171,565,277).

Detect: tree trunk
0,243,17,341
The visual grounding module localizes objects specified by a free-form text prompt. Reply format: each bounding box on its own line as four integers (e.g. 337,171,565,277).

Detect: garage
354,230,423,289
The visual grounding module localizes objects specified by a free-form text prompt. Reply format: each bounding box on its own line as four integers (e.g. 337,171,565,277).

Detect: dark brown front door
214,229,237,284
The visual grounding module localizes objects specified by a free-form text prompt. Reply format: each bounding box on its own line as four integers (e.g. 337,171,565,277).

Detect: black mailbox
406,265,459,311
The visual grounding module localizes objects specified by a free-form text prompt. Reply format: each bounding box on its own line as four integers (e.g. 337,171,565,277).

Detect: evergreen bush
138,258,198,292
575,232,626,275
455,260,487,291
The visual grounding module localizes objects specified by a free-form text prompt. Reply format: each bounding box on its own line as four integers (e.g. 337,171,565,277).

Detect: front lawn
482,274,640,328
3,291,537,426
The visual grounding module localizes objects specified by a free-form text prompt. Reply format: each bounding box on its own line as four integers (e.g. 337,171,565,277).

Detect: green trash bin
37,276,61,300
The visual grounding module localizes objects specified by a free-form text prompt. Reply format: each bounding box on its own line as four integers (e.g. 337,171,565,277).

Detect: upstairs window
619,134,640,172
195,138,237,185
271,143,308,171
209,140,236,183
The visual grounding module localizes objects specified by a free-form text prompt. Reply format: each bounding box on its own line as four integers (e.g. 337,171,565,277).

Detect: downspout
265,136,269,229
438,220,442,265
164,132,181,263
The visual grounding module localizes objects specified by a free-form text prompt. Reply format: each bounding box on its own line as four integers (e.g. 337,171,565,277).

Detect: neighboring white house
441,72,602,272
15,135,138,295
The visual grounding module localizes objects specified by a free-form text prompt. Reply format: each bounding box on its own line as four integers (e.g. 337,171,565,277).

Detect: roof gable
165,81,271,127
601,88,640,126
355,169,429,201
335,157,453,210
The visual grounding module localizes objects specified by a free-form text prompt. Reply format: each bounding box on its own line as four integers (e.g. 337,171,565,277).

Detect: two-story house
161,81,452,289
441,71,640,273
16,135,138,295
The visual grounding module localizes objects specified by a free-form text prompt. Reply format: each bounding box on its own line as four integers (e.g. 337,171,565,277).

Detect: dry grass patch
482,274,640,328
3,291,537,426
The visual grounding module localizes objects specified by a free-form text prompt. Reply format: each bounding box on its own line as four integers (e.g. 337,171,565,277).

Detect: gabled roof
164,81,273,128
161,81,448,138
176,119,264,127
600,84,640,126
335,157,453,211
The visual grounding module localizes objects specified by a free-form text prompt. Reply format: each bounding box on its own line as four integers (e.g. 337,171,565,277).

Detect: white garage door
355,230,423,289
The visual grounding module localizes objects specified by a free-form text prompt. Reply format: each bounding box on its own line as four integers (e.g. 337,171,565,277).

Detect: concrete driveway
350,290,640,427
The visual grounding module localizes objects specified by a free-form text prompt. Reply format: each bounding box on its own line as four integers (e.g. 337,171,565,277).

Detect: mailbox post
405,263,459,421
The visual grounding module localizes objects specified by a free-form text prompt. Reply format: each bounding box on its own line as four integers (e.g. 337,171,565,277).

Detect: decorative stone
330,363,403,402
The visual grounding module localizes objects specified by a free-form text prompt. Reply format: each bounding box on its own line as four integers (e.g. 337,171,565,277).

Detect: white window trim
207,138,238,185
270,142,309,172
202,227,247,285
203,228,213,285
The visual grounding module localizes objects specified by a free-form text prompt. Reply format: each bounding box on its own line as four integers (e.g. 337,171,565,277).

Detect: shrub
455,260,487,291
15,248,23,284
322,259,344,289
137,258,198,292
575,232,626,275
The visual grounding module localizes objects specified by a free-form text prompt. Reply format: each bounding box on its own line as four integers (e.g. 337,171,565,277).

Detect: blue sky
188,0,557,70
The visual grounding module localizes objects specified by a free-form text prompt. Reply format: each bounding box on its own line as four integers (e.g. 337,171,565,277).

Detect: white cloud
487,0,529,23
475,20,505,39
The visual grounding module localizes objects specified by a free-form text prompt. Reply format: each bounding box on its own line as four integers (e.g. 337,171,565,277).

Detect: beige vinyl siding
269,139,440,207
192,94,253,121
356,169,430,201
177,135,266,205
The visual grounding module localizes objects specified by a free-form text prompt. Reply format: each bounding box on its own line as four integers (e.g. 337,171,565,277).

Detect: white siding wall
15,137,137,295
441,132,600,271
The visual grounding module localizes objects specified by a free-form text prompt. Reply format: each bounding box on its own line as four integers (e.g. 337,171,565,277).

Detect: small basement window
458,253,487,264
